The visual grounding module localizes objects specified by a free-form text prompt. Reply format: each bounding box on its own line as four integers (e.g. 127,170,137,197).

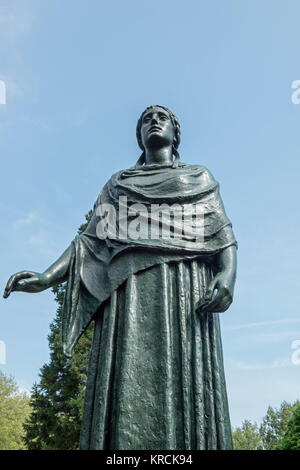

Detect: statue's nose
151,116,159,125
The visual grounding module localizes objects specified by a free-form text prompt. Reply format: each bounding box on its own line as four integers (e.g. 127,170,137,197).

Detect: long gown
80,260,232,450
61,162,236,450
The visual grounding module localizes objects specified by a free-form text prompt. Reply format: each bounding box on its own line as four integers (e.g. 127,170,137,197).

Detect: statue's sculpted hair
135,105,181,168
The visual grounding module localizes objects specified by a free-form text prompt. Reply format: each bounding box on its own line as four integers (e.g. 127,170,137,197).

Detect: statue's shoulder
182,162,208,170
180,163,217,183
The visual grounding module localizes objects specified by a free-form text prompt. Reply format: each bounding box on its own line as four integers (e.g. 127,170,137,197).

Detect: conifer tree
277,403,300,450
23,212,93,450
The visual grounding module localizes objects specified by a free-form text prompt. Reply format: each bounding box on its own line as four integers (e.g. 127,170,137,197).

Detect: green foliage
232,420,263,450
259,401,300,450
277,403,300,450
23,212,93,450
78,210,93,235
0,371,31,449
232,400,300,450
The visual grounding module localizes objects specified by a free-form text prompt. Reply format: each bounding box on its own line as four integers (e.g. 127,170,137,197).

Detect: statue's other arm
197,244,237,313
3,245,72,298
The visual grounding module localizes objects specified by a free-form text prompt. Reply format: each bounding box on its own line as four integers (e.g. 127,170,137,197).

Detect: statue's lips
148,127,162,133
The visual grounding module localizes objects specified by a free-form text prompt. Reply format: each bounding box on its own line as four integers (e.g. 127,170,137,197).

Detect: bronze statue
4,105,237,450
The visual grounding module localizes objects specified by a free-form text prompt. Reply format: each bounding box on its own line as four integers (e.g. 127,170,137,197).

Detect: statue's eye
159,114,168,121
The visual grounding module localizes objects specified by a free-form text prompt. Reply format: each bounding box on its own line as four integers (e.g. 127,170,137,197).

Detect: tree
232,401,300,450
0,371,31,450
232,420,263,450
259,401,300,450
277,403,300,450
23,212,93,450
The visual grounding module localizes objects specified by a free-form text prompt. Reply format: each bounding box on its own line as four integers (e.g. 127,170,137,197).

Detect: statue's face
140,107,175,150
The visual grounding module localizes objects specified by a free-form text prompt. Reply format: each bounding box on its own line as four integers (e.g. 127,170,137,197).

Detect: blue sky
0,0,300,427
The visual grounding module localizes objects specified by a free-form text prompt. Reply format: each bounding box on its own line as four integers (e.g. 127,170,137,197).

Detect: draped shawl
62,163,237,357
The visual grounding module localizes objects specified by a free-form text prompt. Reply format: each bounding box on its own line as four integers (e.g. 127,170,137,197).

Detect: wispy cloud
228,358,292,371
13,211,41,231
11,211,57,258
0,3,35,46
224,318,300,331
25,231,56,257
256,331,300,341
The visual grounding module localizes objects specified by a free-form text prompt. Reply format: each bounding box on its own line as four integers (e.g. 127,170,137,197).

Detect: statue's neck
144,146,173,166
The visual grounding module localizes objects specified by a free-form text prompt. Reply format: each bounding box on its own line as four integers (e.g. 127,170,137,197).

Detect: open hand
3,271,50,298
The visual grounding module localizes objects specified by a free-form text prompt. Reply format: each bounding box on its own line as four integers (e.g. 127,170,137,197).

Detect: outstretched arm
197,245,237,313
3,245,72,298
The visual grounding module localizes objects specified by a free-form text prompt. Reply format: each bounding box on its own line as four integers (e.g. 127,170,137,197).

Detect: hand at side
196,245,237,314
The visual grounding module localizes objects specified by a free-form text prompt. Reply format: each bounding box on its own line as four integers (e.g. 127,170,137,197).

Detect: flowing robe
62,163,237,450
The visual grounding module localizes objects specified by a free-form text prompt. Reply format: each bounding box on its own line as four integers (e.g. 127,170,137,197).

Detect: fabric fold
80,260,233,449
62,163,237,357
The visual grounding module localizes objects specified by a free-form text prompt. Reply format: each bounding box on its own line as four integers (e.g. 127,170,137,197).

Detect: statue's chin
145,134,171,150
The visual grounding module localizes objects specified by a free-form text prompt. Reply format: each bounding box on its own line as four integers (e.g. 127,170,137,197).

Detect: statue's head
136,105,181,167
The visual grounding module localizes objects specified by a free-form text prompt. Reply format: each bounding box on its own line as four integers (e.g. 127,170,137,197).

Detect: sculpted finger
3,282,12,298
196,297,209,313
3,271,36,297
214,295,232,313
204,278,218,302
217,298,232,313
197,282,220,313
15,279,29,291
3,287,11,299
206,292,232,313
4,275,20,298
204,297,222,312
204,290,227,312
15,276,39,292
3,275,17,297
